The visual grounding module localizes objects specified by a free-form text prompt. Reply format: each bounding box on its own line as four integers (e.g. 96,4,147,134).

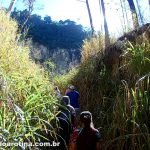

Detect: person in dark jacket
57,96,74,150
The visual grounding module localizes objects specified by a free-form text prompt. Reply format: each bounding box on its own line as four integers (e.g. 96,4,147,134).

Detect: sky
0,0,150,36
0,0,102,30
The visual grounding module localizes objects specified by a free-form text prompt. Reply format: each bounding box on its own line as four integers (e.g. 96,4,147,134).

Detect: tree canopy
11,9,88,50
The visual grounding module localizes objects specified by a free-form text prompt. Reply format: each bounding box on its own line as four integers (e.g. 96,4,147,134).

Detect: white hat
69,85,75,90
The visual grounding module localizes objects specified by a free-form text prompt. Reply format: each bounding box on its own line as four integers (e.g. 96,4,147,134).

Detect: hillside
55,23,150,149
11,9,88,74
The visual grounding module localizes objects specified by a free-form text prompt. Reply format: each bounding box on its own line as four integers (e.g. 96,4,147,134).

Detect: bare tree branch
77,0,94,35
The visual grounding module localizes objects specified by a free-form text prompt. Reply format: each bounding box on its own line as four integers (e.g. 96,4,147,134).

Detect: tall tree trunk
123,0,129,29
99,0,110,48
135,0,144,25
149,0,150,15
21,0,35,32
127,0,139,28
7,0,17,15
120,0,126,32
17,0,35,42
85,0,94,36
98,0,103,33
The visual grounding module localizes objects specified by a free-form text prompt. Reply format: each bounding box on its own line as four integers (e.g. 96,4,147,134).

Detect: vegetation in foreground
55,25,150,149
0,10,57,149
1,6,150,150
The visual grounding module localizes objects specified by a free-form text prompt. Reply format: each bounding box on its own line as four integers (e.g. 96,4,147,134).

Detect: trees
85,0,94,35
135,0,144,25
8,0,36,39
99,0,110,47
126,0,139,28
7,0,35,15
11,10,87,50
76,0,94,36
20,0,35,33
8,0,17,14
120,0,127,32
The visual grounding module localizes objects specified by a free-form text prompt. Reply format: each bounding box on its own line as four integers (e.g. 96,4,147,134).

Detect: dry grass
0,10,57,148
56,24,150,149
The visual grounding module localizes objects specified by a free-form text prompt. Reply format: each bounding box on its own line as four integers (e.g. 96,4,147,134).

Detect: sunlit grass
122,41,150,76
57,28,150,149
0,10,57,149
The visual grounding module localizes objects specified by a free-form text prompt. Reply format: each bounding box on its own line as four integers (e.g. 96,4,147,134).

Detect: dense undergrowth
0,10,57,149
55,25,150,149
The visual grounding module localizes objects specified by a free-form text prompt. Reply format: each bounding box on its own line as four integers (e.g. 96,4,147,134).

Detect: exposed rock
29,43,80,74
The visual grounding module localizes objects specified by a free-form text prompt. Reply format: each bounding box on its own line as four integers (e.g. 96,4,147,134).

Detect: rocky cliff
30,43,81,74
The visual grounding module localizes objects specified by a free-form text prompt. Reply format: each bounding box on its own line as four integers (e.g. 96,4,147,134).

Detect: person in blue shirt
66,85,80,117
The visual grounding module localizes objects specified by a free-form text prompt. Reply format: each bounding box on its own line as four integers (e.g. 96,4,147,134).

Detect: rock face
30,43,80,74
51,48,80,74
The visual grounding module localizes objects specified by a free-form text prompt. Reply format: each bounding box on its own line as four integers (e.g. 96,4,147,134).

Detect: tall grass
0,10,57,149
104,75,150,150
54,68,78,95
55,27,150,149
122,41,150,76
82,35,105,61
82,34,116,62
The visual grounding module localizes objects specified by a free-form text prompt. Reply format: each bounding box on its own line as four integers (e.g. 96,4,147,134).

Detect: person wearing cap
65,85,80,117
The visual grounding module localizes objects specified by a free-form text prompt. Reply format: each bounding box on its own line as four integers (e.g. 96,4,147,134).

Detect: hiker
69,116,80,150
65,85,80,117
65,85,71,95
75,111,101,150
54,86,62,99
57,96,75,150
61,96,76,121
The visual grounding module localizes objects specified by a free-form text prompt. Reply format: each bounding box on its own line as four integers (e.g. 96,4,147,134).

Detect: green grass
0,10,58,149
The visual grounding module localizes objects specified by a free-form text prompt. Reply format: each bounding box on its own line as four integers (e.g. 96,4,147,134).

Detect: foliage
82,34,116,62
11,9,88,50
122,41,150,76
82,35,105,61
54,68,78,94
0,10,57,149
